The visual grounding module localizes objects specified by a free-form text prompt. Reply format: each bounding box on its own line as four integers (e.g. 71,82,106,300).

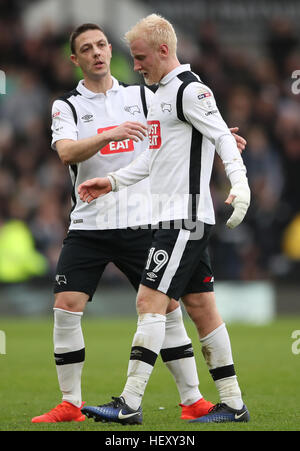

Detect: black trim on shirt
140,85,148,117
176,71,200,122
58,89,81,125
69,163,78,221
176,71,203,220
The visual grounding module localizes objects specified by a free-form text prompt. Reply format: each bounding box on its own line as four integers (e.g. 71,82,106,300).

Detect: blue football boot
189,403,250,423
82,396,143,425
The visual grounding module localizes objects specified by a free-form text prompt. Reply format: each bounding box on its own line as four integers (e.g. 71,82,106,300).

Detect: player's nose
133,60,142,72
92,44,101,57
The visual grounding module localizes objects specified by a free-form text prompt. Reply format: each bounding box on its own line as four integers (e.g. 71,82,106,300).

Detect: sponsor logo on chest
147,120,161,150
97,126,134,154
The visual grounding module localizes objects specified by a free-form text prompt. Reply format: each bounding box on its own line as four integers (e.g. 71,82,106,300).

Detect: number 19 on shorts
145,247,169,274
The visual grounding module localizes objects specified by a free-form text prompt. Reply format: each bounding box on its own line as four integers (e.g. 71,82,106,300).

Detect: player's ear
159,44,169,58
70,54,79,67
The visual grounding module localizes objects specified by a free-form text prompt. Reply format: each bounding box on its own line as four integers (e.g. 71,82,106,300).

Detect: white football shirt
110,65,247,225
51,77,154,229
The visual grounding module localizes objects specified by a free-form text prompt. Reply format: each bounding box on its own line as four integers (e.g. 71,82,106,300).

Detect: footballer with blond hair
80,14,250,424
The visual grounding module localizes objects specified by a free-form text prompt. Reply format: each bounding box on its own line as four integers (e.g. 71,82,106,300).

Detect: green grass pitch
0,315,300,432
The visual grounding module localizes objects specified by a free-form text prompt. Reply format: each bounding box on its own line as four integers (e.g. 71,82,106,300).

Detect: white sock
53,308,85,408
121,313,166,410
200,323,243,410
161,306,201,406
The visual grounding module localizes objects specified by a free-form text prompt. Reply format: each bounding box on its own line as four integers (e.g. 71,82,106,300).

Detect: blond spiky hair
124,14,177,56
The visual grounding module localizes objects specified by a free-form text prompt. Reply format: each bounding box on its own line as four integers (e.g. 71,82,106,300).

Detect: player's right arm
78,147,151,203
51,100,147,165
78,177,113,203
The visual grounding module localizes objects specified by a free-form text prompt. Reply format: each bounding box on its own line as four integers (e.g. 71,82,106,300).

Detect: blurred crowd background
0,0,300,291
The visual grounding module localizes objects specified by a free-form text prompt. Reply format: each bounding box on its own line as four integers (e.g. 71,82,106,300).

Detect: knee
182,292,223,337
136,292,151,314
166,298,180,314
136,285,170,315
183,291,215,310
182,292,215,323
54,292,88,312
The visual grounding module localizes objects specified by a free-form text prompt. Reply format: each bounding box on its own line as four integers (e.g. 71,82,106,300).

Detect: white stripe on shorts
157,229,191,294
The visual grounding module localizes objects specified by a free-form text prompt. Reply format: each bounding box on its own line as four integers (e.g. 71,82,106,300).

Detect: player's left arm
183,83,250,228
229,127,246,153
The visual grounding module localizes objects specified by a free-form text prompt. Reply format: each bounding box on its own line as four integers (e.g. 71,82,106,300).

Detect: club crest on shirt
161,102,172,113
124,105,141,115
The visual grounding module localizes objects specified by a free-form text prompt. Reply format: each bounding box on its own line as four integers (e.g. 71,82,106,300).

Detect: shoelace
208,403,226,413
99,396,125,409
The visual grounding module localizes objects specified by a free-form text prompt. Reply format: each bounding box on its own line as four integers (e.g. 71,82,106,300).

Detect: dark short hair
70,23,107,54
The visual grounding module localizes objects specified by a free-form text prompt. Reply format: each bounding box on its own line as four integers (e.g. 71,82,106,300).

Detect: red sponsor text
98,126,134,154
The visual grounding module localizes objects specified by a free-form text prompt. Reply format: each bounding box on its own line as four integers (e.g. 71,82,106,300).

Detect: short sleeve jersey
51,77,154,230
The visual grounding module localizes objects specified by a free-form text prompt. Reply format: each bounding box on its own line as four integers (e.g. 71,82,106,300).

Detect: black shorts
54,228,152,301
141,222,214,300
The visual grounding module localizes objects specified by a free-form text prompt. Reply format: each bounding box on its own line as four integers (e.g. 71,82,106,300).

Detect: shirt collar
76,76,120,98
159,64,191,86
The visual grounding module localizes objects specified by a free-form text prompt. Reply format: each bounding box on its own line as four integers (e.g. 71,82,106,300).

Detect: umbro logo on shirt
81,114,94,122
